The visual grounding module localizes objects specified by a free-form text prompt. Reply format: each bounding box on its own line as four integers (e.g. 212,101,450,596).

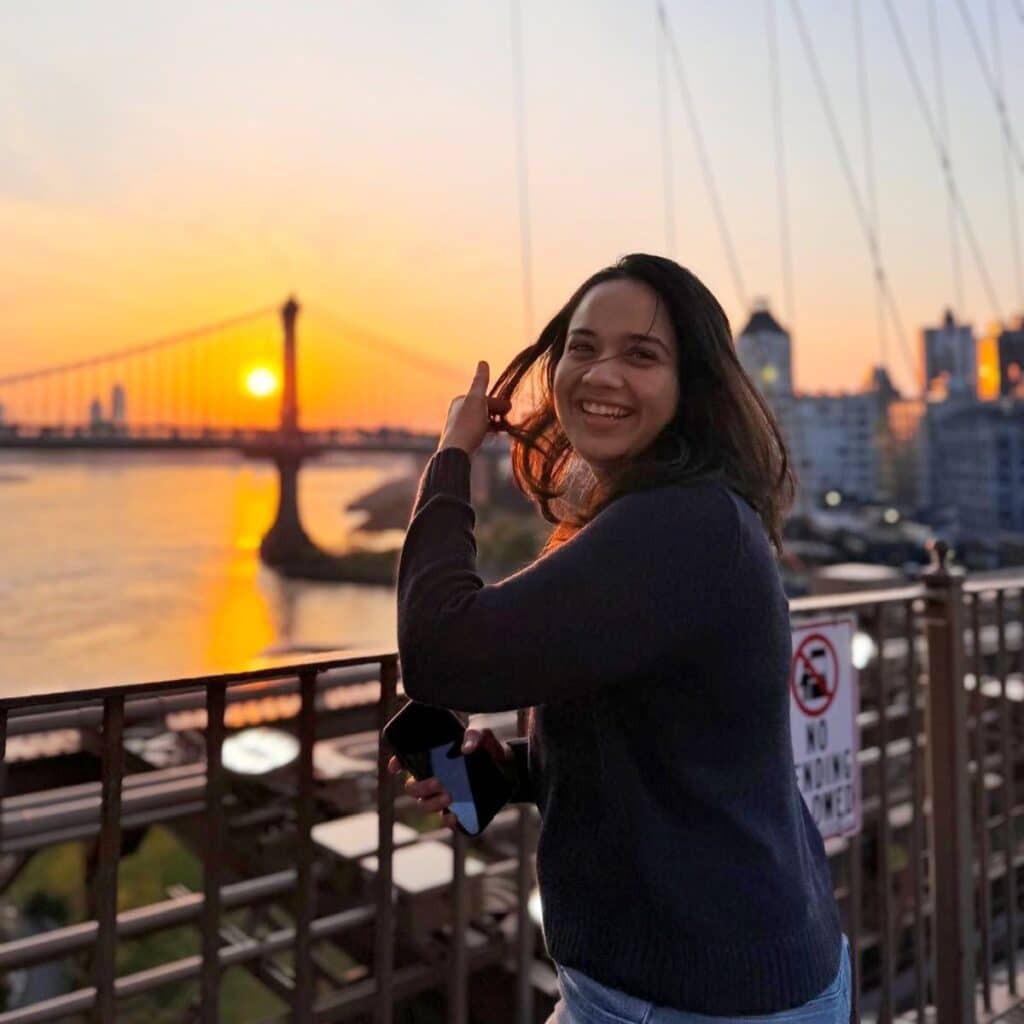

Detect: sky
1,1,1023,430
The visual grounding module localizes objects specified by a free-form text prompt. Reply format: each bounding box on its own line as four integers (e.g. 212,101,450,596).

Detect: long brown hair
488,254,797,555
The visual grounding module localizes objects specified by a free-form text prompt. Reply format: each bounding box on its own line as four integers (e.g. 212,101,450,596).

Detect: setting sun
244,366,279,398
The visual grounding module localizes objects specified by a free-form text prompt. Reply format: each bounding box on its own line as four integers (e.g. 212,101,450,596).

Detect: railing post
94,695,125,1024
515,707,535,1024
375,657,399,1024
200,683,227,1023
921,539,976,1022
294,669,318,1021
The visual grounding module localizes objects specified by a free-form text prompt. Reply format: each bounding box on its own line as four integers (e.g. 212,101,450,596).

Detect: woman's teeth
580,401,632,419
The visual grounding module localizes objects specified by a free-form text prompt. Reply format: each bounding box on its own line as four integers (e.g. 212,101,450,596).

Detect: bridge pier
260,447,320,569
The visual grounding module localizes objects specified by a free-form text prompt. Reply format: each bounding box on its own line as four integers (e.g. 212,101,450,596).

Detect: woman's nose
581,357,625,387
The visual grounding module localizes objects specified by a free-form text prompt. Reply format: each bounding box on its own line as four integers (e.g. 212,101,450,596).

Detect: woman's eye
630,348,657,362
568,342,593,354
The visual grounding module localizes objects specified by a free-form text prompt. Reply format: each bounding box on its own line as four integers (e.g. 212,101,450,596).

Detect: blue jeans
547,934,851,1023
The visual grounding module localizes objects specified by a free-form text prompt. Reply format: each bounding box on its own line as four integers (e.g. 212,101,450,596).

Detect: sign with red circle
789,633,839,717
789,616,860,840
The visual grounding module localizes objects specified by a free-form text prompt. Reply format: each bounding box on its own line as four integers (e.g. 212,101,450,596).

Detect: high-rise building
997,317,1024,398
89,398,104,428
922,309,976,399
791,393,879,505
927,399,1024,545
736,299,793,398
111,383,126,425
881,398,929,510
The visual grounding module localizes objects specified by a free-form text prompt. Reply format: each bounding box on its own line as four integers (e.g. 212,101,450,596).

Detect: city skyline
2,2,1024,431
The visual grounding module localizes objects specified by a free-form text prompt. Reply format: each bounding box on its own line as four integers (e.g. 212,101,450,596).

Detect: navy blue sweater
397,446,842,1014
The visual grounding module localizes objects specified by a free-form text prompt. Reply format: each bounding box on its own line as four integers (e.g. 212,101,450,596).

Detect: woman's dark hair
488,253,797,555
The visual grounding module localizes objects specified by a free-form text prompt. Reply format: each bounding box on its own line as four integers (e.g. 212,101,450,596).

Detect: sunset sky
2,1,1023,430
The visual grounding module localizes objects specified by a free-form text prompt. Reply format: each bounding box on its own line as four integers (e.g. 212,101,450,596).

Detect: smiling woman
394,254,852,1020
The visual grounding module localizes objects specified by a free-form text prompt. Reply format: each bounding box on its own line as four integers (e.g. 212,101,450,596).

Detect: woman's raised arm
396,447,741,712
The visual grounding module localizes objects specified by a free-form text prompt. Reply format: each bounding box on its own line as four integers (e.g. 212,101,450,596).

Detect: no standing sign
789,614,861,839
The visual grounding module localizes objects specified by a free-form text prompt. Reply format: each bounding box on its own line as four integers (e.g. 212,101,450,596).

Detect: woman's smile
553,278,679,476
577,399,635,424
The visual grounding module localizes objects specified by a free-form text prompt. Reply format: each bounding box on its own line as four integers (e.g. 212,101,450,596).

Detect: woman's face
553,278,680,478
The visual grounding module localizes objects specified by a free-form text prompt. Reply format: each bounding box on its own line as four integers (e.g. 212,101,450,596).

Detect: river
0,450,416,697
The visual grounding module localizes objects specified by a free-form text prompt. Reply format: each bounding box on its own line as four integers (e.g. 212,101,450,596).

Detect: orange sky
2,3,1023,431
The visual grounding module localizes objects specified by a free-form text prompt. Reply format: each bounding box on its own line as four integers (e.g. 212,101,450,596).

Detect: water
0,450,419,697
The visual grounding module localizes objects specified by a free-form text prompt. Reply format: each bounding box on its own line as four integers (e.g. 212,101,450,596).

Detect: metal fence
1,545,1023,1022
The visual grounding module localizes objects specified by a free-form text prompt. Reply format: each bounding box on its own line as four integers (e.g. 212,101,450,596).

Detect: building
922,309,976,399
881,397,930,510
89,397,104,428
111,383,126,426
736,299,794,398
926,398,1024,550
998,317,1024,398
735,303,889,510
791,392,879,506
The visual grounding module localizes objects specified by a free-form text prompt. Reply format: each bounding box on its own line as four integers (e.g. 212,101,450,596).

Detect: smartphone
381,700,514,836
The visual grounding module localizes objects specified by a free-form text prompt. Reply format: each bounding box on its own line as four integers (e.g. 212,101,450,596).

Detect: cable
657,1,750,314
953,0,1024,178
787,0,919,392
306,304,466,383
656,0,677,258
927,0,965,316
765,0,796,334
852,0,886,371
509,0,535,341
0,306,277,387
881,0,1004,323
987,0,1023,310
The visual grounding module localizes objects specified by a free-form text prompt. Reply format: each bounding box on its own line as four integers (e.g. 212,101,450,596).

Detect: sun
244,367,279,398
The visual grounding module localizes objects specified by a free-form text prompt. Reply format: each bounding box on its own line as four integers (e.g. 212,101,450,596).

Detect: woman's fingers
404,774,443,799
420,792,453,814
468,361,489,396
386,755,402,775
463,727,508,765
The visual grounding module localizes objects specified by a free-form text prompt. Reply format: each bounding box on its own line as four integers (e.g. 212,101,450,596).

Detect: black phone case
381,700,514,836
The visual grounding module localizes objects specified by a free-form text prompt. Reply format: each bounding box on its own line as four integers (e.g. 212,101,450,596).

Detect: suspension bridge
0,297,506,581
2,0,1024,582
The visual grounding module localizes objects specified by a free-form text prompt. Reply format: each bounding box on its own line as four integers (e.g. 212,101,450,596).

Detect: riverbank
342,473,547,584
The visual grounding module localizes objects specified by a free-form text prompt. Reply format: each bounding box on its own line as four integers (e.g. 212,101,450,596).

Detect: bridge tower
259,297,321,570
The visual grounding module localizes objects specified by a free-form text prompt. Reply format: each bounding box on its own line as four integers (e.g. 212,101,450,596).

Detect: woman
387,254,852,1021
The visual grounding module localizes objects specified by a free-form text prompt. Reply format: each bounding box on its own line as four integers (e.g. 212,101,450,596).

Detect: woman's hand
437,361,512,457
386,728,513,832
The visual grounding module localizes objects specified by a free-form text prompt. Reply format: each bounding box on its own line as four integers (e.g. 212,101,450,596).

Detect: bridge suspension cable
656,1,751,315
305,304,466,383
953,0,1024,180
926,0,965,317
764,0,796,334
881,0,1005,324
656,0,677,259
851,0,886,372
787,0,918,393
0,305,281,432
985,0,1023,311
0,306,278,387
509,0,536,341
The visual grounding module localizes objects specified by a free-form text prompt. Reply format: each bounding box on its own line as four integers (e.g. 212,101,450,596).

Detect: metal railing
2,545,1024,1022
2,655,536,1024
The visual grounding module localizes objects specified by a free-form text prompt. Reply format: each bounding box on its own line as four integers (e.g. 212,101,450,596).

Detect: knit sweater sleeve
397,446,740,713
